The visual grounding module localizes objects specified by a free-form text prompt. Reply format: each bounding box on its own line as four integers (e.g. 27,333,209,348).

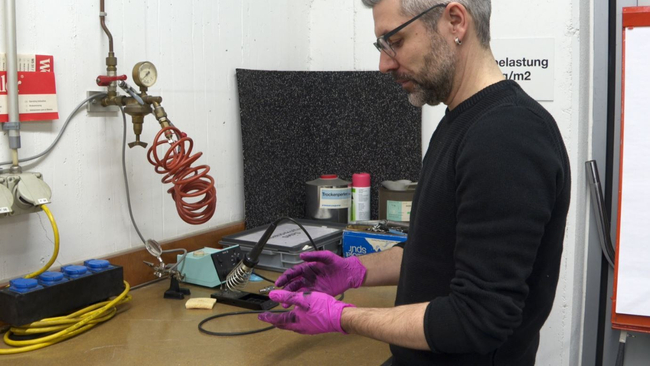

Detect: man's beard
394,34,456,107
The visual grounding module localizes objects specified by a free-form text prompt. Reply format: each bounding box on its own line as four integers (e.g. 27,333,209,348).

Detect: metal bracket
86,91,118,115
1,122,20,131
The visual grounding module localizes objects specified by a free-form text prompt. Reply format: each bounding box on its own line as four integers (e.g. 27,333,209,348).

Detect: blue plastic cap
249,273,263,282
85,259,110,269
39,271,65,282
63,265,88,276
10,278,39,289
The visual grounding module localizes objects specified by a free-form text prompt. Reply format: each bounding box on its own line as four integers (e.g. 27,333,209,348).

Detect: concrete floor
1,271,396,365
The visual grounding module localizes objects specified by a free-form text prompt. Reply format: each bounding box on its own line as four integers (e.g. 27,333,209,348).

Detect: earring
455,37,462,46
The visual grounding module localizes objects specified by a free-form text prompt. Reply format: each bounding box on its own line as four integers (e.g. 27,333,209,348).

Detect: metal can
379,180,416,223
305,175,351,224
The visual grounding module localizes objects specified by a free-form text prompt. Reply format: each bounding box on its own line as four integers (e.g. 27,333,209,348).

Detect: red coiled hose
147,126,217,225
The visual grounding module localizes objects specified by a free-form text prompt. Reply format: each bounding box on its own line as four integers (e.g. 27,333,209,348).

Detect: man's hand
275,251,367,296
258,290,355,335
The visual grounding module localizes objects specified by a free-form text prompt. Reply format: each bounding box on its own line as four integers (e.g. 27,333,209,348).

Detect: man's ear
444,2,469,43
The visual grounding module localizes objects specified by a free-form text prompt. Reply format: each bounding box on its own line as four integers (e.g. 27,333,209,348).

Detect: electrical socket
0,172,51,218
86,90,118,115
0,180,13,217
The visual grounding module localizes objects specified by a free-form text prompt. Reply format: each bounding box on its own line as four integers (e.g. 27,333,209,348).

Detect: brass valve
99,61,173,149
127,115,148,149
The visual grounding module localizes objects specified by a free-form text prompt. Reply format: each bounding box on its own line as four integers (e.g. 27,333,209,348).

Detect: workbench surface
2,270,396,366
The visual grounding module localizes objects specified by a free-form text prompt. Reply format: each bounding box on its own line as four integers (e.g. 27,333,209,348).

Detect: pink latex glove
258,290,355,335
275,251,367,296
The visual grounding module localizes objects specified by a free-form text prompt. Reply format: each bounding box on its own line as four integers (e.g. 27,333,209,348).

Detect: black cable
252,271,276,284
198,294,345,336
198,310,286,336
200,217,344,336
243,216,319,269
246,216,330,283
615,340,626,366
275,216,319,251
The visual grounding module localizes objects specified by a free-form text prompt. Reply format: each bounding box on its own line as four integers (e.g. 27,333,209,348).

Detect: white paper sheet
236,223,339,249
616,26,650,317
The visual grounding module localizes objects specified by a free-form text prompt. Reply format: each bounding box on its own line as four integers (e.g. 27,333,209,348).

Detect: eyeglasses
374,2,449,58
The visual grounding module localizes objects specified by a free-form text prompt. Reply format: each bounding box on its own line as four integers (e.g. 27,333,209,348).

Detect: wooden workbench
1,271,395,366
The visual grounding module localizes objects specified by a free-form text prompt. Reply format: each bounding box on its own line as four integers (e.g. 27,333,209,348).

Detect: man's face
373,0,456,107
399,30,456,107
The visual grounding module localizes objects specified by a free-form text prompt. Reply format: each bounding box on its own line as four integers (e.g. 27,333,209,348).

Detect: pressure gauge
133,61,158,88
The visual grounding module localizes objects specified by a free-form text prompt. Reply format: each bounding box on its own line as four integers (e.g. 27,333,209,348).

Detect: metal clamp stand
143,239,190,300
164,273,190,299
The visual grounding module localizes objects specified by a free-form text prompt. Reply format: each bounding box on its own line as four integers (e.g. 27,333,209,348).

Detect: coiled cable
147,126,217,225
1,281,131,354
0,203,131,355
118,108,188,273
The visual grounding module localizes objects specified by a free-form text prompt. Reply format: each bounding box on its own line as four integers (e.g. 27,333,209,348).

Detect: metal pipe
586,160,616,268
99,0,114,53
3,0,21,170
99,0,117,97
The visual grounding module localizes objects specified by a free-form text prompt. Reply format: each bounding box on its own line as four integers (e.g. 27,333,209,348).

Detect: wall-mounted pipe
99,0,118,98
99,0,114,53
2,0,21,171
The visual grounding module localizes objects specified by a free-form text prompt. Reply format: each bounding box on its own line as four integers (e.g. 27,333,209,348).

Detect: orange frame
612,6,650,333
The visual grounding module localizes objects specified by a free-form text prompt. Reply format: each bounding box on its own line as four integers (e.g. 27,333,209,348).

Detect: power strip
0,260,124,326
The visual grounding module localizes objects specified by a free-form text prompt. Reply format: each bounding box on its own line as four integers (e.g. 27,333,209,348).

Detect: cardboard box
342,225,407,257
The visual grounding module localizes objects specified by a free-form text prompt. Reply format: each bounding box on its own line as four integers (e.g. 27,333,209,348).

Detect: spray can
350,173,371,221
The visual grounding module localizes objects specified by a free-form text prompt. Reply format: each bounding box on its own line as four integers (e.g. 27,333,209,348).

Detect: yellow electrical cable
0,205,131,354
0,281,132,355
23,205,60,280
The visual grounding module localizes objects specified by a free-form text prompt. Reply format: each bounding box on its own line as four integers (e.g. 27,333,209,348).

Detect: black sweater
391,81,571,366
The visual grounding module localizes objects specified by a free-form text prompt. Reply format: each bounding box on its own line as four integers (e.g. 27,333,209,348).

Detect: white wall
1,0,593,365
0,0,311,280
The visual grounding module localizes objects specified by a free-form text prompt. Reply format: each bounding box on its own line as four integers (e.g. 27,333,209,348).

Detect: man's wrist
347,256,368,288
340,306,359,334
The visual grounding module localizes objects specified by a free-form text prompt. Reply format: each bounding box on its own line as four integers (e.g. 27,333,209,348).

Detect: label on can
387,200,412,222
351,186,371,221
319,187,351,209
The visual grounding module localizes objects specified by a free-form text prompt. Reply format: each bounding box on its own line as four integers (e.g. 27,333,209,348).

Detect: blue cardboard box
342,227,407,258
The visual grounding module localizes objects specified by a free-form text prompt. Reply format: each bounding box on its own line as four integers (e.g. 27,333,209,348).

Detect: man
258,1,571,365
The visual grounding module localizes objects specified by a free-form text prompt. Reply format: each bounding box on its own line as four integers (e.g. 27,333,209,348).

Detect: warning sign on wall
0,54,59,122
491,38,555,101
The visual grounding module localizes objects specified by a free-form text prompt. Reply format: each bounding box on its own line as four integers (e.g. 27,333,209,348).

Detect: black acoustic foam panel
237,69,421,229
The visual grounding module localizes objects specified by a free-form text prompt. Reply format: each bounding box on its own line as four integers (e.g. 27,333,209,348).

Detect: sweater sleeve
424,106,565,354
